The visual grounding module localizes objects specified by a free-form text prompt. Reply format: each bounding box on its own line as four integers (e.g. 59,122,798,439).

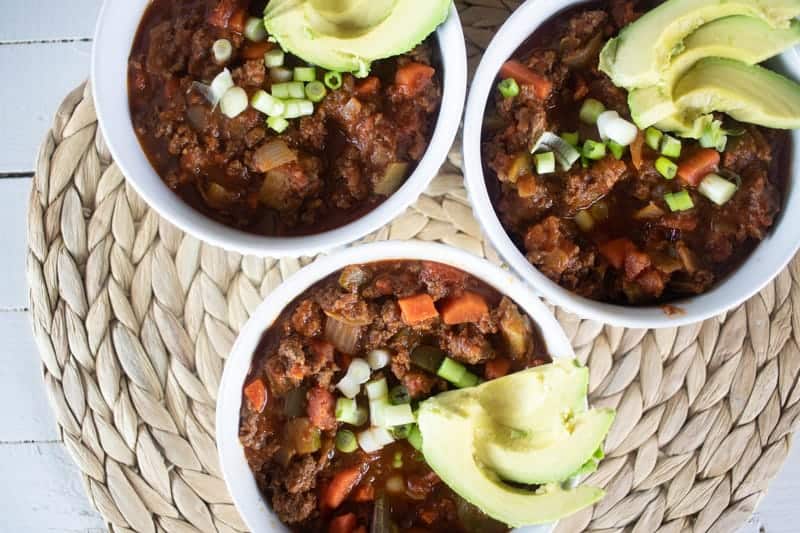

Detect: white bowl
462,0,800,329
92,2,467,257
216,240,575,533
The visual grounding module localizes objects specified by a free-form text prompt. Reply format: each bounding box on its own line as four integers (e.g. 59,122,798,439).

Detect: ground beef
562,156,628,214
271,491,317,524
439,324,495,365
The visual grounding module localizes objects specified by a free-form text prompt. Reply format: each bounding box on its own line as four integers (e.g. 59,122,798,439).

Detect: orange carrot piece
439,292,489,325
395,62,435,97
229,8,247,33
677,148,720,187
208,0,244,30
598,238,636,270
351,483,374,502
243,378,267,412
241,41,273,60
500,60,553,100
322,466,365,510
328,513,357,533
355,76,381,97
397,294,439,325
307,386,336,430
485,357,512,380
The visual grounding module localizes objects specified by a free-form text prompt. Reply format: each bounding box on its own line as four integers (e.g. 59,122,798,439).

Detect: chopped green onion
383,403,415,427
393,451,403,468
698,173,738,206
655,157,678,180
354,406,368,426
574,210,595,232
324,71,343,90
282,99,314,119
270,67,293,83
389,385,410,405
392,423,414,439
437,357,467,384
335,397,360,424
498,78,520,98
212,39,232,64
336,430,358,453
562,132,579,147
365,377,388,400
370,398,389,427
581,156,590,168
455,371,480,389
579,98,606,125
410,345,445,373
664,190,694,212
305,81,327,103
535,152,556,174
699,120,728,152
272,81,305,99
294,66,317,82
532,132,581,171
208,68,235,105
264,49,285,68
608,140,625,160
244,17,267,42
251,90,286,117
660,135,682,158
408,425,423,450
645,127,663,151
267,116,289,133
219,87,248,119
582,139,607,160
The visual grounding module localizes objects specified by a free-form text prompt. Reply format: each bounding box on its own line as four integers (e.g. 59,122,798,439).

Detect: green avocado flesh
264,0,451,76
599,0,800,89
628,17,800,130
417,359,614,527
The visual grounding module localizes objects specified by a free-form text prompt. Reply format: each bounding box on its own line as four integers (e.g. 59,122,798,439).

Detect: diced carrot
677,148,720,187
598,238,636,270
624,250,651,281
485,357,512,380
243,378,267,412
395,62,436,97
355,76,381,97
500,60,553,100
208,0,244,30
439,292,489,325
351,483,374,502
241,41,273,60
328,513,357,533
229,8,247,33
516,174,538,198
307,387,336,430
322,466,366,510
397,294,439,325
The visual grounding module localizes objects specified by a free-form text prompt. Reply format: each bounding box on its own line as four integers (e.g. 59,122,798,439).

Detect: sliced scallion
264,49,285,68
208,68,235,106
305,81,327,103
645,127,663,151
562,132,579,147
660,134,682,158
498,78,520,98
250,90,286,117
269,67,293,83
382,404,415,427
699,120,728,152
389,385,410,405
437,357,466,384
535,152,556,174
407,425,423,450
324,71,343,90
211,39,232,64
244,17,267,42
655,156,678,180
664,190,694,212
271,81,305,99
579,98,606,125
698,173,738,206
219,87,248,119
336,430,358,453
392,423,414,439
608,140,625,160
282,99,314,119
335,397,360,424
582,139,607,160
455,371,480,389
267,116,289,133
365,377,388,400
531,132,580,170
294,66,317,82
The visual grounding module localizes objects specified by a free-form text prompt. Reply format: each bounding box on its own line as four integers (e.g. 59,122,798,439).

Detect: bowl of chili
216,240,576,532
462,0,800,328
92,0,466,257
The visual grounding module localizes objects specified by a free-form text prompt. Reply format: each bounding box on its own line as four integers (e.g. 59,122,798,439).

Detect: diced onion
212,39,232,64
370,399,388,427
597,111,639,147
244,17,267,42
365,377,388,400
698,173,738,206
531,132,580,171
252,139,297,173
368,349,391,370
270,67,293,83
382,404,415,427
219,87,248,118
264,49,285,68
324,316,360,354
209,68,235,105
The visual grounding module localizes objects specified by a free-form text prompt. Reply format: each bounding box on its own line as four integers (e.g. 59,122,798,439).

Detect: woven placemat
26,2,800,532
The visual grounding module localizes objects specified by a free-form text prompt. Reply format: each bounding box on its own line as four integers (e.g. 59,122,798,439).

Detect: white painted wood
0,312,60,442
0,178,33,310
0,41,92,174
0,0,101,43
0,441,105,531
748,439,800,533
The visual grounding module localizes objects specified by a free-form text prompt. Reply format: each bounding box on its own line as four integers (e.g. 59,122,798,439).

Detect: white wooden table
0,2,795,531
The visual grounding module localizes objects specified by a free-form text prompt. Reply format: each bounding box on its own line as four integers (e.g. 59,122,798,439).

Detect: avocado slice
475,408,615,485
264,0,451,77
418,394,606,528
599,0,800,89
629,17,800,130
476,358,589,432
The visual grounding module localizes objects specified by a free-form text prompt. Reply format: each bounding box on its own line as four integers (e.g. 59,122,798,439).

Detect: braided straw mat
24,1,800,532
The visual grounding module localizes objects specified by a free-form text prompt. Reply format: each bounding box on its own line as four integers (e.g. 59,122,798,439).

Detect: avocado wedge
599,0,800,89
628,17,800,130
264,0,451,77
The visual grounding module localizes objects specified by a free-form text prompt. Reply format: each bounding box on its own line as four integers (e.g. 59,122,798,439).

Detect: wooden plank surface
0,0,101,43
0,178,33,310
